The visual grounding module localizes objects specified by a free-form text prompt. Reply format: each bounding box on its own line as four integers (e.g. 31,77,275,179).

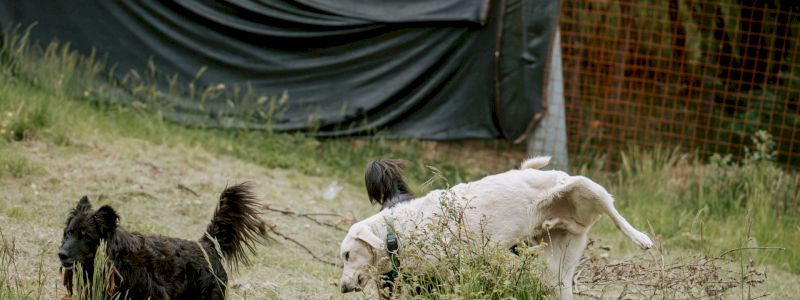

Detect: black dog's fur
58,182,267,300
365,159,415,211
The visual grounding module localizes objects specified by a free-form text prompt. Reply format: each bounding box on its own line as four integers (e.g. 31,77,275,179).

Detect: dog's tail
365,159,414,210
520,156,551,170
202,182,267,266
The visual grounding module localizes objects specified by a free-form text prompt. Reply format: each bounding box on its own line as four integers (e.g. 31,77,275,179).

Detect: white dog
339,157,653,299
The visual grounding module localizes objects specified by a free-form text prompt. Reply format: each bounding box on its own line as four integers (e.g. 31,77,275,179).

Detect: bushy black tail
365,159,414,210
202,182,267,266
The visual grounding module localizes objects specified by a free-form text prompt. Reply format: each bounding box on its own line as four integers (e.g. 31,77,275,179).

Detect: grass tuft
69,242,120,300
0,231,46,300
0,145,39,179
6,104,50,141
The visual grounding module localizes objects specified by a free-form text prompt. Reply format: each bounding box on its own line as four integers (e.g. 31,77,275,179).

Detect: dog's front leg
61,267,73,300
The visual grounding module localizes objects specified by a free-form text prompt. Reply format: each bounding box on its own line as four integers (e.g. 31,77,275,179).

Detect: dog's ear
75,196,92,212
93,205,118,238
354,224,384,250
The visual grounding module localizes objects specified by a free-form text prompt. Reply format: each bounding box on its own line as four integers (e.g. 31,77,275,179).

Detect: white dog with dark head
339,157,653,299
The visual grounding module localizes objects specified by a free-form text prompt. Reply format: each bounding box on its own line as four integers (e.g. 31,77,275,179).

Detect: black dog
58,182,267,300
365,159,415,211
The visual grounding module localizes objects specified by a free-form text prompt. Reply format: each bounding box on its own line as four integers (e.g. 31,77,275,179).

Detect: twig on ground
137,160,161,173
116,191,158,200
717,247,785,258
262,203,354,232
176,183,200,197
266,225,340,267
574,290,603,299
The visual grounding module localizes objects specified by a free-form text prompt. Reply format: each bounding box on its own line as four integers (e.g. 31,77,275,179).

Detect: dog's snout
340,275,365,293
340,280,353,293
58,250,69,262
357,274,367,287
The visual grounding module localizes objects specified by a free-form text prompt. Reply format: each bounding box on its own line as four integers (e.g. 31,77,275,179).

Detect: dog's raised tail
203,182,267,266
520,156,551,170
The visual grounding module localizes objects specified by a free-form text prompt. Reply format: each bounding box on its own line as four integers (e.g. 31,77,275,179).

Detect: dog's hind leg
543,231,587,300
563,176,653,250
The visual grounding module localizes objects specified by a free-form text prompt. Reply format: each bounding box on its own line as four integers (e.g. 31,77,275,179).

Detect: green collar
381,224,400,285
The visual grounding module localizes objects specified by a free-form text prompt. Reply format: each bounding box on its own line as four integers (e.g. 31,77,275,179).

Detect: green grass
0,32,515,190
0,145,39,179
1,28,800,299
68,242,120,300
581,145,800,273
3,26,518,188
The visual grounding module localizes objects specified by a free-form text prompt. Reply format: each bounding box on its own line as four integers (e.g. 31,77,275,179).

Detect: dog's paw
631,231,654,250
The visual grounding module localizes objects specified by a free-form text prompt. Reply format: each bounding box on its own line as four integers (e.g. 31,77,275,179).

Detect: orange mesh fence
551,0,800,168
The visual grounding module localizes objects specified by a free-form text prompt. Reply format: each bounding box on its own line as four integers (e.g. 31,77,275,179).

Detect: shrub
387,190,551,299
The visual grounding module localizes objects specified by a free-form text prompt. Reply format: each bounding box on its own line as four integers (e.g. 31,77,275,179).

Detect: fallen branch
717,246,785,258
176,183,200,197
267,225,340,268
262,203,353,232
116,191,158,200
573,290,603,299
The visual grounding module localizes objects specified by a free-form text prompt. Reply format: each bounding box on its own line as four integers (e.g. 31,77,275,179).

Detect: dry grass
570,237,800,299
576,248,767,299
0,138,370,299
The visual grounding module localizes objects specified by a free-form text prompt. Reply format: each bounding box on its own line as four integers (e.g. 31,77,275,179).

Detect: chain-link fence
547,0,799,168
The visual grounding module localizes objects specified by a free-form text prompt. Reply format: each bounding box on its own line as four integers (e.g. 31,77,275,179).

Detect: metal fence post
528,26,568,171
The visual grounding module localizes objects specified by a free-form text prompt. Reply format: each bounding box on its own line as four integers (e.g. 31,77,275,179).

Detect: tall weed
69,242,120,300
388,190,550,299
0,231,46,300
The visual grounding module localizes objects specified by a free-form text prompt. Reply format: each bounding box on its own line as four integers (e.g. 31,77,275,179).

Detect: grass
1,28,799,299
0,42,518,190
68,242,120,300
0,231,48,300
581,143,800,274
0,145,39,179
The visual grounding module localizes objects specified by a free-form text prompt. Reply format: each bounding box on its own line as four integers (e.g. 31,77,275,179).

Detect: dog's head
58,196,118,269
365,159,414,210
339,221,387,293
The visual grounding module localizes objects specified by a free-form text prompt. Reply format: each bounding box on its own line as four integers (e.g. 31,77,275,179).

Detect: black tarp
0,0,556,140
